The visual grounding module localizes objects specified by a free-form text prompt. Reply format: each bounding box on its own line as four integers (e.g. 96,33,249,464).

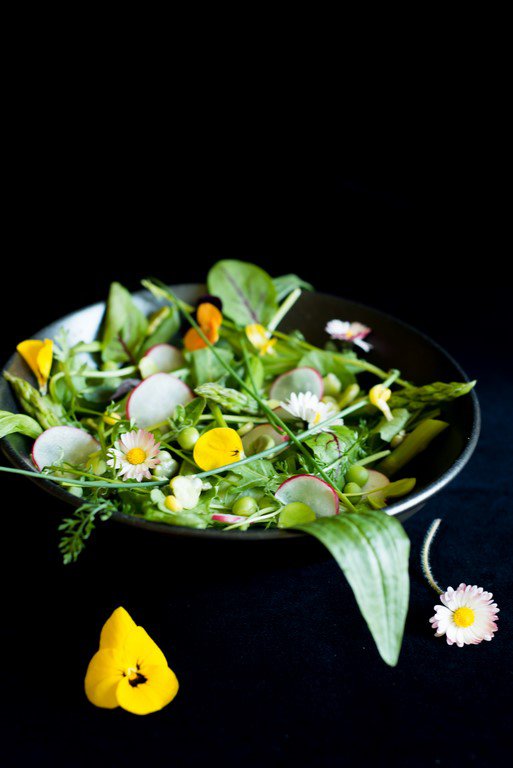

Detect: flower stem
421,518,444,595
267,288,302,332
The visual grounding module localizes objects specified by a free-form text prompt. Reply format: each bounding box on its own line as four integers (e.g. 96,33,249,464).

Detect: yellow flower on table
193,427,244,471
85,607,179,715
16,338,53,394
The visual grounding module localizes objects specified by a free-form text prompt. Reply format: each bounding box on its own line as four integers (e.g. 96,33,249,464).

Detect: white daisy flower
280,391,343,432
325,319,372,352
107,429,161,481
429,583,499,647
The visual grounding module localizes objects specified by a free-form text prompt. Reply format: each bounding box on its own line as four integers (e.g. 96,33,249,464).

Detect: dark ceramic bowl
0,284,480,540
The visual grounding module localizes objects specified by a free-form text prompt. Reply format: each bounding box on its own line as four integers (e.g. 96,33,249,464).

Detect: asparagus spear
378,419,449,476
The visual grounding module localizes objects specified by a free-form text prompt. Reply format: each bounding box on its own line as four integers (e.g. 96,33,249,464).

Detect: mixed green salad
0,260,475,665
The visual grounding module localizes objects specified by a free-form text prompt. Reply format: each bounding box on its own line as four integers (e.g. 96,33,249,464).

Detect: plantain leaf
0,410,43,439
295,511,410,666
207,260,278,326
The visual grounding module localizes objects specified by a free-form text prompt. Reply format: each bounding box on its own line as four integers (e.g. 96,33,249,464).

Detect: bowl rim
0,284,480,541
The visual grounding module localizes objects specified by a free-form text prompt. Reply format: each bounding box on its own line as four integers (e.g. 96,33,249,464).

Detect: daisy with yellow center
280,391,343,432
85,607,179,715
429,583,499,647
16,338,54,394
369,383,393,422
107,429,161,481
245,324,277,356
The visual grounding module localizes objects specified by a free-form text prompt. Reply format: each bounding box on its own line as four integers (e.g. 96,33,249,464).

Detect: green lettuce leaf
295,511,410,666
298,349,356,388
186,347,234,386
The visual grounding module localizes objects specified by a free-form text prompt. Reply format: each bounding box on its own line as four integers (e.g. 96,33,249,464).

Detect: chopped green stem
72,342,103,354
80,365,138,379
198,414,268,424
421,518,444,594
0,465,167,489
267,288,302,332
209,403,228,428
355,450,392,467
222,507,279,531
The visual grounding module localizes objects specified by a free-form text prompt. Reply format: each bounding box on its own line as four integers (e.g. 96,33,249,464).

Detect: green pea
343,482,362,497
278,502,316,528
345,465,369,487
178,427,200,450
323,372,342,396
232,496,259,517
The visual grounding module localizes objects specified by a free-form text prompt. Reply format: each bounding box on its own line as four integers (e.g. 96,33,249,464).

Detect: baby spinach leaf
298,349,356,388
295,511,410,666
0,410,43,439
305,426,359,466
101,282,148,364
186,347,234,386
207,260,278,326
273,274,314,302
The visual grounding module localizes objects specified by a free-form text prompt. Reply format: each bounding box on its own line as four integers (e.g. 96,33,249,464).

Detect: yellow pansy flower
369,383,393,422
85,607,179,716
245,324,277,356
193,427,244,471
16,338,53,394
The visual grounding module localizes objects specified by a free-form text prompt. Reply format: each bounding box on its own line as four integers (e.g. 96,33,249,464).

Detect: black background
1,117,512,767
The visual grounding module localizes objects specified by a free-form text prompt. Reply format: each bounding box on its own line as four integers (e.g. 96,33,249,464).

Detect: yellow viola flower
16,338,53,394
369,383,393,422
245,324,277,356
85,607,179,716
193,427,244,471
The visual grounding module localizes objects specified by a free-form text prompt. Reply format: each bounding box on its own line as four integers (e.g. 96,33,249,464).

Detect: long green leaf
0,410,43,439
208,259,278,325
295,512,410,666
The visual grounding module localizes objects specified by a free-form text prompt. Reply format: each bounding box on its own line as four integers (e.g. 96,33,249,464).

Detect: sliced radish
127,373,193,428
32,426,100,471
360,470,416,510
275,474,339,517
269,367,324,402
140,344,184,378
242,423,288,456
212,513,247,525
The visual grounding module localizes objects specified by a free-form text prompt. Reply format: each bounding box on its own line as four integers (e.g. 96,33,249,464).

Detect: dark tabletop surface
1,153,511,766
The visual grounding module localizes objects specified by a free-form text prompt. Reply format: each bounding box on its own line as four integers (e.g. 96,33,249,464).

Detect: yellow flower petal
245,324,276,356
123,626,169,669
193,427,244,471
116,663,179,716
84,647,126,709
100,606,138,650
369,384,393,421
17,338,53,393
